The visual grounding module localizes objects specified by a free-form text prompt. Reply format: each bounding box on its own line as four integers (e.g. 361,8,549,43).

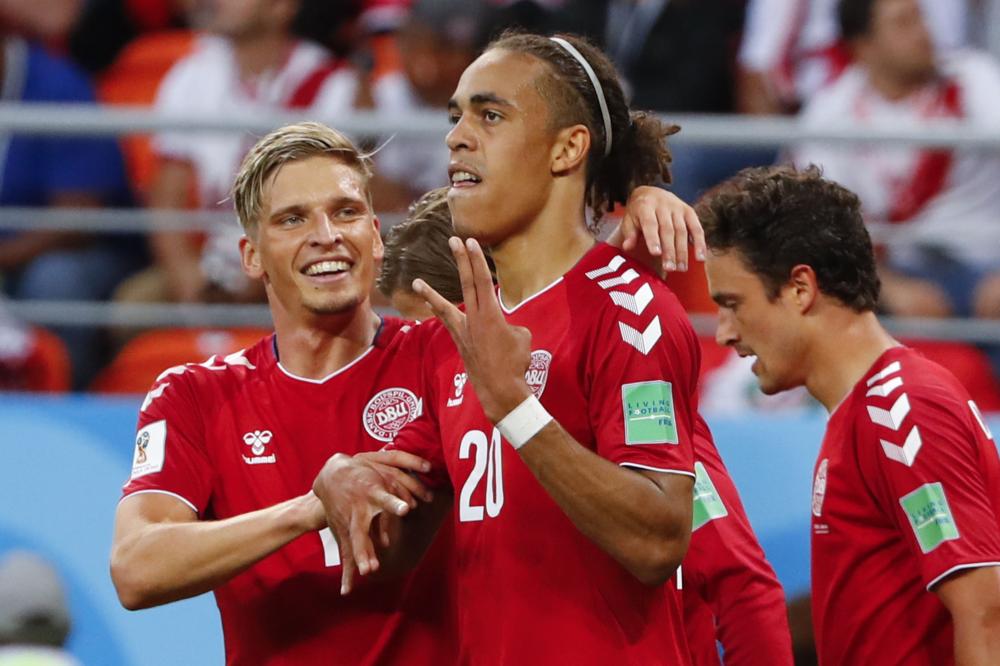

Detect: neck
865,64,935,101
804,309,898,412
270,300,381,380
232,31,293,79
491,192,595,308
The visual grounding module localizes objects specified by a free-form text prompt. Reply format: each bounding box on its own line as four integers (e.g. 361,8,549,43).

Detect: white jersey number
458,428,505,522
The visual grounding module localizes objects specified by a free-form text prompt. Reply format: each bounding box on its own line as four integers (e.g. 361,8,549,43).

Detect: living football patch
621,381,677,445
899,482,960,554
692,462,728,530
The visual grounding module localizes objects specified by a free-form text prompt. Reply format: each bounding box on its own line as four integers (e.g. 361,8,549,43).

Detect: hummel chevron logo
585,255,626,279
610,283,653,316
880,425,922,466
141,383,169,412
598,268,640,289
867,393,911,431
866,361,901,386
866,376,904,398
618,317,662,355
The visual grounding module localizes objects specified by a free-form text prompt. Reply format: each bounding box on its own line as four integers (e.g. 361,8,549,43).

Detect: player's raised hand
608,185,706,275
311,451,431,594
413,237,533,423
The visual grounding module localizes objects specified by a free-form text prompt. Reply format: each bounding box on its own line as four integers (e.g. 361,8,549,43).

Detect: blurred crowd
0,0,998,404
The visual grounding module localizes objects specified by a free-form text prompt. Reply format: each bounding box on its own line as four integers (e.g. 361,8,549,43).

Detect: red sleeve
683,425,793,666
860,384,1000,589
586,294,696,479
120,367,214,514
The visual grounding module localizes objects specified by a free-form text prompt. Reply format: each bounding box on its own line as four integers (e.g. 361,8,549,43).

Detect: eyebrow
268,195,367,220
448,92,517,111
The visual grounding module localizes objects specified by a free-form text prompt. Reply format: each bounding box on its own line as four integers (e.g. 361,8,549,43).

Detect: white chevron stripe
867,393,911,431
141,383,169,412
880,425,923,466
866,360,902,386
866,375,904,398
969,400,994,440
585,255,626,279
610,283,653,316
598,268,640,290
618,316,662,355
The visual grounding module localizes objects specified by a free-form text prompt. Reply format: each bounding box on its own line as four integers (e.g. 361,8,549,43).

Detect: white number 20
459,428,505,522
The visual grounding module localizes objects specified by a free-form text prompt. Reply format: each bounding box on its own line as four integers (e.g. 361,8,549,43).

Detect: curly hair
696,165,880,312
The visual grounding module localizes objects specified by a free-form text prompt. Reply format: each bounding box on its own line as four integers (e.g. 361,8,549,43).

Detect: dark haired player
699,165,1000,665
316,32,720,664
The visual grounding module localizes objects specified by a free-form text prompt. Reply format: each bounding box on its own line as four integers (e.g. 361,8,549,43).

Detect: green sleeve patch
692,461,728,531
899,482,960,554
621,380,678,445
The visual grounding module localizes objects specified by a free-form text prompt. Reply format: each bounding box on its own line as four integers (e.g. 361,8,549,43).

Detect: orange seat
97,30,196,199
92,328,271,394
17,328,72,392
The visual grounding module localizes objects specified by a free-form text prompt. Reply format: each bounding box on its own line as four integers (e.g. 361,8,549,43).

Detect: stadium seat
904,339,1000,412
16,327,72,392
91,328,271,394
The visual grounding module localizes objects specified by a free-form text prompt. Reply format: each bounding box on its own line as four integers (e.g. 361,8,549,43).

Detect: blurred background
0,0,998,663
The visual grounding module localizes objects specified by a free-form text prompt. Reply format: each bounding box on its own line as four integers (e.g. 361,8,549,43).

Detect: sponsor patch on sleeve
621,380,678,445
131,420,167,479
899,482,960,554
692,462,729,530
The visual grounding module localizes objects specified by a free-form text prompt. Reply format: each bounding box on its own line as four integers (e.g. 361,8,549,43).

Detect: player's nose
715,311,739,348
308,214,341,246
446,114,476,153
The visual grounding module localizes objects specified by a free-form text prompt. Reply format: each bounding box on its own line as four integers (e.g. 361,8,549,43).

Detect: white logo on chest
812,458,829,518
525,350,552,399
447,373,468,407
364,388,423,442
242,430,276,465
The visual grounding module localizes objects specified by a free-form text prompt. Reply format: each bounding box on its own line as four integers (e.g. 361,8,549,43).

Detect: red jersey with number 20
120,319,454,666
811,346,1000,666
392,242,698,665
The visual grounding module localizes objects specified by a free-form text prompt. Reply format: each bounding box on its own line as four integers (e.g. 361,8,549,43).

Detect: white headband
549,37,613,158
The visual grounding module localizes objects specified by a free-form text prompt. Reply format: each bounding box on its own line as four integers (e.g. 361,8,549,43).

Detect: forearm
111,494,317,609
518,421,692,585
953,608,1000,666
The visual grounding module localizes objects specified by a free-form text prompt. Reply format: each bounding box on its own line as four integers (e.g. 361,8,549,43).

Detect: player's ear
550,124,590,176
240,234,265,281
788,264,819,313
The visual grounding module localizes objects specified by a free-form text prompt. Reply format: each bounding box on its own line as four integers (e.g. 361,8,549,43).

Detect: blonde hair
232,121,374,235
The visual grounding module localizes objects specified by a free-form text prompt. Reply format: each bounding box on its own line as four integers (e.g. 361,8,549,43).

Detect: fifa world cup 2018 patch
131,419,167,479
692,462,728,530
899,482,960,554
621,381,677,445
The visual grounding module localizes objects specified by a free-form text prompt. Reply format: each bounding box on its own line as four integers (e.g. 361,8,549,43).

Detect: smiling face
240,155,382,321
705,248,809,395
445,48,560,245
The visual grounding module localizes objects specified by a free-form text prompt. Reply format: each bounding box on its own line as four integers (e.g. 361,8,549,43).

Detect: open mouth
449,163,482,189
302,260,352,280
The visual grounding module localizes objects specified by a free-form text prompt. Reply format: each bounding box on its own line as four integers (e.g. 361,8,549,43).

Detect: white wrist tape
496,395,553,450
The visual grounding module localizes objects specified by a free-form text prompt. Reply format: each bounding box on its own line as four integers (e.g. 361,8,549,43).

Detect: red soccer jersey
120,318,455,666
811,346,1000,665
392,242,698,665
681,416,793,666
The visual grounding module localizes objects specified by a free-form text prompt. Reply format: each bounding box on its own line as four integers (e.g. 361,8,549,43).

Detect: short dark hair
378,188,464,302
487,30,678,226
696,165,880,312
838,0,877,41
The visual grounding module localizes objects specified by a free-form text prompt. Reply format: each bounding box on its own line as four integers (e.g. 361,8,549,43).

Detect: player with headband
315,31,708,664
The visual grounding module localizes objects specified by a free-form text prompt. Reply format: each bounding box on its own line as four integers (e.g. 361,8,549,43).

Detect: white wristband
496,395,553,450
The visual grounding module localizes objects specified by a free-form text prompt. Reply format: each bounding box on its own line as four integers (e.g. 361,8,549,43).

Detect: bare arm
519,422,692,584
935,565,1000,666
606,185,706,275
148,159,205,302
110,491,325,610
413,238,693,585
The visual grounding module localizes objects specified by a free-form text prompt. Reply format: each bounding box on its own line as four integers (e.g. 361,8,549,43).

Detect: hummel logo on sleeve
586,254,662,353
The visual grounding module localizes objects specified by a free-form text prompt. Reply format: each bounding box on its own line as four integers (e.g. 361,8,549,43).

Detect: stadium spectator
117,0,359,305
0,550,79,665
315,32,704,664
111,120,707,663
737,0,968,114
792,0,1000,321
380,187,794,666
700,164,1000,665
0,32,138,388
